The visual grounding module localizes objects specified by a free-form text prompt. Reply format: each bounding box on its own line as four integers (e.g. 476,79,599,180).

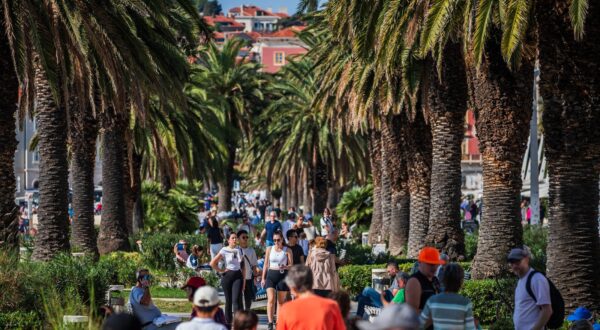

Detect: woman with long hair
261,231,293,330
306,236,340,297
207,214,224,262
210,232,246,325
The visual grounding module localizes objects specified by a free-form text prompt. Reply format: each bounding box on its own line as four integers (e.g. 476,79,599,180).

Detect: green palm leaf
472,0,496,66
570,0,588,40
500,0,531,66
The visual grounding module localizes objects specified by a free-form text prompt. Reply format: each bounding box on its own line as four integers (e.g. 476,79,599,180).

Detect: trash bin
371,269,390,293
362,232,369,246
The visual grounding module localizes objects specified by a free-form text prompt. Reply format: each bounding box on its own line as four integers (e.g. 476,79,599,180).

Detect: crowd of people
98,196,600,330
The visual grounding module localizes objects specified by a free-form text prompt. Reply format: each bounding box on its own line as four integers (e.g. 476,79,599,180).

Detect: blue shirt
129,286,161,325
265,220,282,241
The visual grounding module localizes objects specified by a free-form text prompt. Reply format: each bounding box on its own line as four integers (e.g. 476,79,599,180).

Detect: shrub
336,184,373,225
142,181,200,233
139,232,207,272
460,279,516,325
465,231,478,260
523,225,547,272
0,311,42,330
98,252,145,286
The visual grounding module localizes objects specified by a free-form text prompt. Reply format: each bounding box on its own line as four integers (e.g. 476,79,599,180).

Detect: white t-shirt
240,247,258,280
282,220,296,242
237,223,252,234
218,247,242,271
176,317,227,330
320,217,335,240
513,268,551,330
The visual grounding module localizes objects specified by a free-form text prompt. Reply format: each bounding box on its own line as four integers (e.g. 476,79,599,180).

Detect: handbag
243,253,258,298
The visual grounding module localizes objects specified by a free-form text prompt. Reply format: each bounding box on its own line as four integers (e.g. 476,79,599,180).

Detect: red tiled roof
204,15,244,27
228,5,283,17
263,26,306,38
274,12,289,18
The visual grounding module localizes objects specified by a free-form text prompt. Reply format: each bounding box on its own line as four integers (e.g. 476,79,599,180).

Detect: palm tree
0,20,20,254
537,0,600,310
194,39,265,213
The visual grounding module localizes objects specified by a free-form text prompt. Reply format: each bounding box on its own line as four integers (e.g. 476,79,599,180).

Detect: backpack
525,270,565,329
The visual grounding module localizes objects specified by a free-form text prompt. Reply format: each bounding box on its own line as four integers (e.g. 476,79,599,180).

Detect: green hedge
338,263,515,325
0,311,42,330
139,232,207,272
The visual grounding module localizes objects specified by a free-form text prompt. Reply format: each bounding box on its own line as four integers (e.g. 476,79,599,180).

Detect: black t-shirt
207,226,222,245
289,244,305,265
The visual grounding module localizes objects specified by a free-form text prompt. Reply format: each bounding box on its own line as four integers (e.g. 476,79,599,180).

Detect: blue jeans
356,287,393,318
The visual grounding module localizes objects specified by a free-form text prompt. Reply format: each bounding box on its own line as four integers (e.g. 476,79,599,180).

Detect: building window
32,148,40,164
274,52,285,66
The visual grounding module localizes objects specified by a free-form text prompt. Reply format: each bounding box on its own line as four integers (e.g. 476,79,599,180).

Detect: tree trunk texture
130,149,144,234
380,129,393,243
281,175,289,211
424,44,468,260
537,0,600,311
468,31,533,279
123,139,133,235
326,178,339,209
290,172,299,209
303,166,312,213
31,60,71,261
402,111,433,258
311,150,328,215
368,130,383,244
69,101,99,257
218,144,236,212
97,117,131,254
0,27,20,253
383,116,410,256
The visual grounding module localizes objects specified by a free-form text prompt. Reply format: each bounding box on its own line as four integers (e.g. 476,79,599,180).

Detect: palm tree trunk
468,30,533,278
69,101,99,257
303,166,312,213
402,111,433,258
0,28,20,254
31,59,71,261
384,115,410,256
290,171,299,208
218,144,236,212
537,0,600,310
380,130,393,243
123,139,133,235
97,116,130,254
130,148,144,233
326,176,339,209
424,44,468,260
281,175,289,211
312,148,328,215
368,129,383,244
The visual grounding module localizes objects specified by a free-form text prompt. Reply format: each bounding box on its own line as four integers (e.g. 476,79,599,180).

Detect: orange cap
418,247,445,265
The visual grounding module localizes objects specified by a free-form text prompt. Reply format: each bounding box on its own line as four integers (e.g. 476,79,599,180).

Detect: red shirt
277,294,346,330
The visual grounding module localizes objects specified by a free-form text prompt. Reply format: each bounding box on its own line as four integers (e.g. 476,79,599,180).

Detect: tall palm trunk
303,166,312,213
537,0,600,310
129,148,144,233
311,148,328,215
69,102,99,257
290,171,299,208
402,111,433,258
469,31,533,278
380,130,393,243
32,60,71,261
218,144,235,212
368,129,383,244
425,44,468,259
97,116,130,254
123,139,133,235
281,175,289,210
384,115,409,256
0,27,20,253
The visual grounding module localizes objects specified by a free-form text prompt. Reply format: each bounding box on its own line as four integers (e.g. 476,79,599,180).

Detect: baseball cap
357,304,419,330
507,247,530,263
418,247,445,265
567,307,593,321
181,277,206,290
193,286,220,307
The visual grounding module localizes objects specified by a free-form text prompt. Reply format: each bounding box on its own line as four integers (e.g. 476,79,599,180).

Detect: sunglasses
273,239,282,242
240,236,249,239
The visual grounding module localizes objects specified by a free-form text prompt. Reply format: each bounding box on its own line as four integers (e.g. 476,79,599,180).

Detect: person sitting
173,240,189,266
180,277,227,327
175,286,227,330
186,245,203,270
381,272,410,306
129,269,180,330
355,261,401,318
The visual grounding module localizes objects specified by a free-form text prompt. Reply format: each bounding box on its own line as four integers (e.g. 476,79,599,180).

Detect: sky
221,0,302,15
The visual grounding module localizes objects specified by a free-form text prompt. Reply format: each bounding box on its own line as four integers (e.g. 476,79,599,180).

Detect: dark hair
196,305,219,313
284,264,313,293
386,261,399,269
286,229,298,239
442,263,464,293
233,310,259,330
329,291,351,318
237,229,248,237
273,230,283,239
228,232,237,239
135,269,149,282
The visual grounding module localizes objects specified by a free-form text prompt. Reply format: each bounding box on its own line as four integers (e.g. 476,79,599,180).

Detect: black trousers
221,270,243,324
242,278,254,310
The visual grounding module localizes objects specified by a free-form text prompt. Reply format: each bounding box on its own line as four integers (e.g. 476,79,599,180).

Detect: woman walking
207,214,224,262
306,237,340,297
210,232,246,325
261,231,293,330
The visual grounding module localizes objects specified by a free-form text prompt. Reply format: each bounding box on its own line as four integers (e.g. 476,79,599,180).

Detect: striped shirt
420,293,476,330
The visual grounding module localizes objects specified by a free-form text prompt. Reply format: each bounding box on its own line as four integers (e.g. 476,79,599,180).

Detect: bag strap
525,270,538,303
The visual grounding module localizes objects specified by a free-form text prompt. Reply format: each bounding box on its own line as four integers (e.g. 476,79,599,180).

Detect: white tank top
268,247,288,270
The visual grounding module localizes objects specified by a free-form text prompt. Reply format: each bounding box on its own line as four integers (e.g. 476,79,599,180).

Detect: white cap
193,286,220,307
